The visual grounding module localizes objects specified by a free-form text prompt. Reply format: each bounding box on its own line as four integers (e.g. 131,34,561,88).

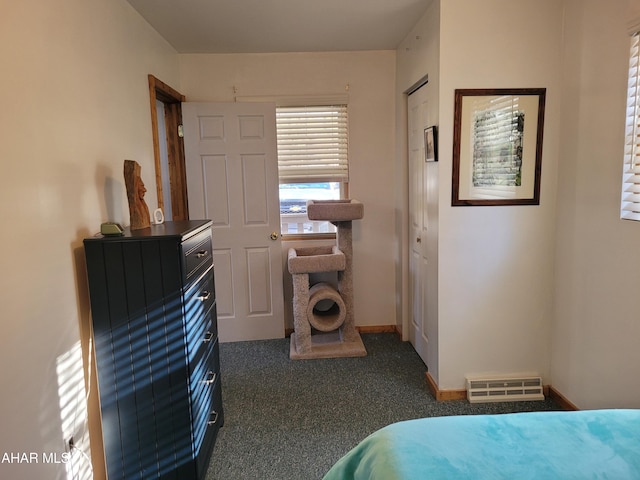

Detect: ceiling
126,0,431,54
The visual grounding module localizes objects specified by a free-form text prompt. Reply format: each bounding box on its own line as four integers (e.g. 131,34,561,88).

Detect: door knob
270,232,279,240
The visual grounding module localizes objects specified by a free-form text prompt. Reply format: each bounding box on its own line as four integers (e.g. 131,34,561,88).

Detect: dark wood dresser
83,220,222,479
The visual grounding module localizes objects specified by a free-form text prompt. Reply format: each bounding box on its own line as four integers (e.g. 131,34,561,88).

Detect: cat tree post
291,271,312,355
335,220,359,344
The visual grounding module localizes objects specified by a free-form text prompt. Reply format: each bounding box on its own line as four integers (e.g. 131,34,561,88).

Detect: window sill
281,232,336,242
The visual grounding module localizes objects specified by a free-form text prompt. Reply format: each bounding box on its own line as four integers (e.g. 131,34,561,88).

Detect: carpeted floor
205,333,562,480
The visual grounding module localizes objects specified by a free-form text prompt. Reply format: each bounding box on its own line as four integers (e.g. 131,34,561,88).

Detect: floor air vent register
466,376,544,403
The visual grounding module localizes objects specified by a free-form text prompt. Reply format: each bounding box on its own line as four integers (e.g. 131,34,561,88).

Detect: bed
323,409,640,480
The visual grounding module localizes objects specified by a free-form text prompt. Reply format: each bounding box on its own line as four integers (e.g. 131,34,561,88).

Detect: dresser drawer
197,380,223,476
182,228,213,285
190,339,219,396
184,269,216,324
186,309,218,371
189,338,221,454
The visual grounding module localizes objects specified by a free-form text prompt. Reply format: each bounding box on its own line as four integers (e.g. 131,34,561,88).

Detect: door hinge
178,124,184,138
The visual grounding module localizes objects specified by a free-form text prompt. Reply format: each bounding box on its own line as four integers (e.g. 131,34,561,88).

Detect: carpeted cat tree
288,200,366,359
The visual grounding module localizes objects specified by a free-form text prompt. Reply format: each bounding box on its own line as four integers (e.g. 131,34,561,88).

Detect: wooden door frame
148,74,189,220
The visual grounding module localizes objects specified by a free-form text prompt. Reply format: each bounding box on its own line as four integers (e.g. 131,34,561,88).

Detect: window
622,32,640,221
276,105,348,235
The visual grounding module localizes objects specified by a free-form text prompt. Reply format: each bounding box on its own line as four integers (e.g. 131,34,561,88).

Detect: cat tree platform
307,199,364,222
287,246,345,274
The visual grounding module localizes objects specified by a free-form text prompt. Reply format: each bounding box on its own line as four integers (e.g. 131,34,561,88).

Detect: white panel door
407,85,435,365
183,102,284,342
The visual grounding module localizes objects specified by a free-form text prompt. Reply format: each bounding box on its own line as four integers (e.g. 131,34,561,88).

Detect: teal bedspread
323,409,640,480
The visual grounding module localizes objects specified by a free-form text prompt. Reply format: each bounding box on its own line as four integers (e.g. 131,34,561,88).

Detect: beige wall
179,51,397,329
0,0,179,478
552,0,640,409
436,0,563,390
396,0,564,390
397,0,640,409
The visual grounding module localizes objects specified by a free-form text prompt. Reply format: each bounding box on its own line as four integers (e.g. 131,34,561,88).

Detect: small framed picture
424,125,438,162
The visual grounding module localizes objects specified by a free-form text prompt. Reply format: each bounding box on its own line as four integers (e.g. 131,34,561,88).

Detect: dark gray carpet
205,333,562,480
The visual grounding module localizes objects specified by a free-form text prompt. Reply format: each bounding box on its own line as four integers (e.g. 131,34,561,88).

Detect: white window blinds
622,33,640,221
276,105,348,184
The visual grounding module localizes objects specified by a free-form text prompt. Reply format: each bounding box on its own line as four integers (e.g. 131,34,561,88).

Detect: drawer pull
205,370,217,385
196,250,209,258
203,331,214,343
208,411,219,426
198,291,212,302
